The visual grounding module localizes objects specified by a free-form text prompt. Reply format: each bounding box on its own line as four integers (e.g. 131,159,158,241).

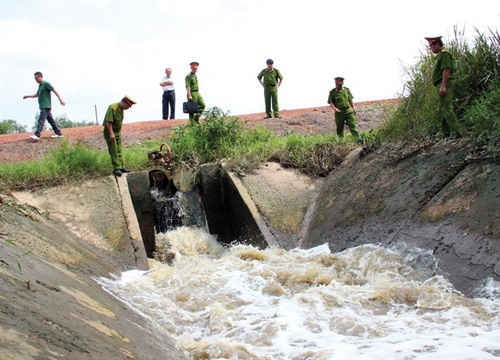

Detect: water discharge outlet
126,164,271,259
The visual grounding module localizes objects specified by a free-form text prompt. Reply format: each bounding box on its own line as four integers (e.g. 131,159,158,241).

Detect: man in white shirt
160,67,175,120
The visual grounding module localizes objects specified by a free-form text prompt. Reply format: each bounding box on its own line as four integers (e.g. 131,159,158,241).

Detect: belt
164,90,175,92
191,89,199,92
265,84,276,87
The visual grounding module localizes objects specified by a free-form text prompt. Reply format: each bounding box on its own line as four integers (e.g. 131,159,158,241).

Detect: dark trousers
35,108,62,137
162,91,176,120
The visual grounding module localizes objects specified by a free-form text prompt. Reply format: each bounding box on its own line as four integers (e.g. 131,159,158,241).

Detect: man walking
160,67,175,120
257,59,283,119
185,61,205,123
328,76,360,142
23,71,65,141
425,36,461,137
103,96,136,177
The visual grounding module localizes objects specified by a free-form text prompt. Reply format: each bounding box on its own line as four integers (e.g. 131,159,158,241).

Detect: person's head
120,96,136,110
165,67,172,77
425,36,444,54
190,61,199,73
266,58,274,69
335,76,344,88
34,71,43,83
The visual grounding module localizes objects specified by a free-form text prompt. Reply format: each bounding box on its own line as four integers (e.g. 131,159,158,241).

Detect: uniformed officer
257,59,283,119
103,96,135,177
328,77,360,141
425,36,461,137
185,61,205,123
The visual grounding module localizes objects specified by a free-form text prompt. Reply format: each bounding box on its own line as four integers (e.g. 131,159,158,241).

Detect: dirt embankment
0,99,399,163
304,139,500,295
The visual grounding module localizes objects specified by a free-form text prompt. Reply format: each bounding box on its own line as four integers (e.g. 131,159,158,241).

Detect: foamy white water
98,227,500,360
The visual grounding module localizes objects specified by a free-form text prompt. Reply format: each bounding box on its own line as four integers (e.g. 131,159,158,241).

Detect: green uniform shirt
103,103,124,133
257,68,283,86
37,81,54,109
432,49,454,86
328,87,353,112
185,73,199,91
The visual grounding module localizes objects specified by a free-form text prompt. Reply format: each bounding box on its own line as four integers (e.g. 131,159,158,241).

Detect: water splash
98,227,500,359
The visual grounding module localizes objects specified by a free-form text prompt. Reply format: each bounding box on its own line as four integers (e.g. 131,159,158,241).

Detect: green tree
55,114,95,128
0,119,27,134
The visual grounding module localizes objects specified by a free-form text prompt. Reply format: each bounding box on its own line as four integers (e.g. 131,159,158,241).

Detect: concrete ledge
224,169,280,248
116,175,149,270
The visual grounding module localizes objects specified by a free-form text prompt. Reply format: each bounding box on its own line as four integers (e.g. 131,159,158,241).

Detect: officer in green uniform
328,77,360,141
103,96,136,177
185,61,205,123
257,59,283,119
426,36,461,137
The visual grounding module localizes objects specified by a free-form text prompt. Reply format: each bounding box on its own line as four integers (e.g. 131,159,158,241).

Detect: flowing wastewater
98,227,500,359
98,174,500,360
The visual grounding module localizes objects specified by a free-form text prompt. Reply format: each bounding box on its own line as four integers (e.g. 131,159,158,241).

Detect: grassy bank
0,117,360,191
378,28,499,144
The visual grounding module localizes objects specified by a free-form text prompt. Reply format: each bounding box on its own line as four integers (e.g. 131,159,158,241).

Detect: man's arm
328,92,340,112
257,70,264,87
440,68,451,96
51,89,66,106
160,80,173,86
22,93,38,99
105,121,115,140
277,70,283,87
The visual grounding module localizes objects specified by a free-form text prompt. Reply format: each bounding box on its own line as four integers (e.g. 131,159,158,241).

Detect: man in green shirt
23,71,65,141
257,59,283,119
103,96,136,177
185,61,205,123
426,36,461,137
328,76,360,141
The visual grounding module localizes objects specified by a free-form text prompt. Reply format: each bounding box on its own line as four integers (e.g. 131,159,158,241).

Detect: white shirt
161,76,175,91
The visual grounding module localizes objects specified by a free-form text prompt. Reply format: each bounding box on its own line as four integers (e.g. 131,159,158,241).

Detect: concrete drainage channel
124,163,277,261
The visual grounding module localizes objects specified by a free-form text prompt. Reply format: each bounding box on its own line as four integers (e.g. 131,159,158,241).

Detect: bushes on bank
380,28,499,141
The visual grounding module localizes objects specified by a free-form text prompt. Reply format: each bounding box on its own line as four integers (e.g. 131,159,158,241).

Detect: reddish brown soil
0,99,399,163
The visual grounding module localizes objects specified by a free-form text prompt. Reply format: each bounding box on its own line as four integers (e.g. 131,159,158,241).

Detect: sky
0,0,498,127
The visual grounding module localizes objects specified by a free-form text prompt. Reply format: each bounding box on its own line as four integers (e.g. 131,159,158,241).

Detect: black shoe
275,115,282,119
264,116,272,119
113,169,122,177
120,168,131,173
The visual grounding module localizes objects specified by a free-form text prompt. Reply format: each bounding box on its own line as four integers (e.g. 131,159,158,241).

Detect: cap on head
334,76,344,81
266,59,274,65
190,61,199,67
121,96,136,106
425,36,442,45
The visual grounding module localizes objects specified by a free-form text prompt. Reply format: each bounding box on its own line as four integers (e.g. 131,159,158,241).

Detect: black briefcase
183,101,200,114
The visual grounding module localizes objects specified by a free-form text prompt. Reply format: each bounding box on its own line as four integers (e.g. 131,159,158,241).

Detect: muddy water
99,227,500,359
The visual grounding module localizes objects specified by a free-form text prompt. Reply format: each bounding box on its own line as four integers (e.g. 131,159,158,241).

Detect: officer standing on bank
257,59,283,119
328,76,360,142
103,96,136,177
425,36,461,137
185,61,205,123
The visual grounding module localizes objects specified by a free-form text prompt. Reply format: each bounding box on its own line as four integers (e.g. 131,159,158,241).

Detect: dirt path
0,99,399,163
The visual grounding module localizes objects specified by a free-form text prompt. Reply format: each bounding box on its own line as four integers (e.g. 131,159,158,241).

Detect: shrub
380,28,499,141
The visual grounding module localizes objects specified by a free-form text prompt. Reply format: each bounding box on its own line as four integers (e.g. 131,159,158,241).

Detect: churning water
98,227,500,359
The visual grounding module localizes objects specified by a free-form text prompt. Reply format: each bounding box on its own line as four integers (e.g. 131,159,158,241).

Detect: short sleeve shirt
185,73,199,91
257,68,283,86
328,87,353,112
37,81,54,109
103,103,124,132
432,49,454,86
